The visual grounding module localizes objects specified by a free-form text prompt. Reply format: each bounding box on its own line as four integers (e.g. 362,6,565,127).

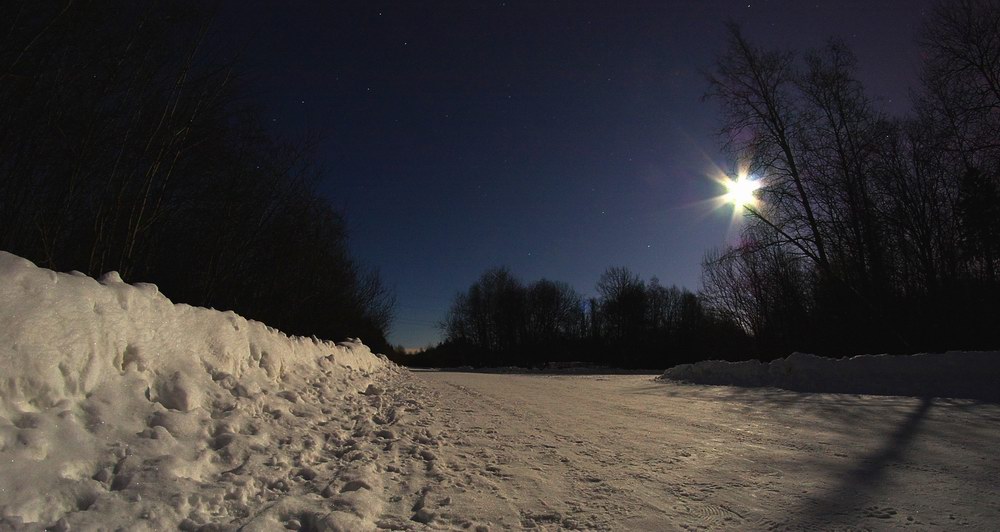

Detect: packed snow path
402,371,1000,530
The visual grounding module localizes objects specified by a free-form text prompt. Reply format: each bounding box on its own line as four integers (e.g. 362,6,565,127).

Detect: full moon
723,174,760,209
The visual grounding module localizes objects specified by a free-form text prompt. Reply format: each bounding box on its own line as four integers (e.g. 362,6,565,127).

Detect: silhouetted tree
706,24,830,274
525,279,585,346
443,267,527,356
595,266,647,343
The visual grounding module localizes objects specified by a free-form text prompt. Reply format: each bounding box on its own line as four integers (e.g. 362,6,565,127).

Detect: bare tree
706,24,829,272
525,279,584,343
918,0,1000,282
919,0,1000,161
595,266,647,341
443,267,526,354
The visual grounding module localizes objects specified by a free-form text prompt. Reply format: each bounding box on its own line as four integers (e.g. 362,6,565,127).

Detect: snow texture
0,251,398,529
413,371,1000,530
661,351,1000,401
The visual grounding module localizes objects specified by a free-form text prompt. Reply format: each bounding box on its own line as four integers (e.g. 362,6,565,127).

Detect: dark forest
1,1,395,354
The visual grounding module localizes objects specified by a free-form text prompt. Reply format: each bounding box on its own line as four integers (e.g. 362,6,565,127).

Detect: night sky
217,1,933,348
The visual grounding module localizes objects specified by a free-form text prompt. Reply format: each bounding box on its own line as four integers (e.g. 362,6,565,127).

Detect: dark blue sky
218,1,932,348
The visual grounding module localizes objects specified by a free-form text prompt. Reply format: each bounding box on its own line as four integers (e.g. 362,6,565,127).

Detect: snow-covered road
403,371,1000,530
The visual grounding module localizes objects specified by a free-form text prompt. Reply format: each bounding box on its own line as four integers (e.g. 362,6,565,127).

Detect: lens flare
723,174,760,209
702,164,765,236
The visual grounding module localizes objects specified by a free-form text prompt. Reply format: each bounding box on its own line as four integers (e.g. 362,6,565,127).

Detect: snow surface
660,352,1000,401
0,251,401,529
2,250,999,530
412,371,1000,529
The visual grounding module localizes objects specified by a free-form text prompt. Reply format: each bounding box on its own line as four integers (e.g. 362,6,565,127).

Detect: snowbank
660,351,1000,401
0,251,395,528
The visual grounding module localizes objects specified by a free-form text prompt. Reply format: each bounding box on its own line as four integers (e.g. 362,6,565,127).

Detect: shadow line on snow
782,396,934,528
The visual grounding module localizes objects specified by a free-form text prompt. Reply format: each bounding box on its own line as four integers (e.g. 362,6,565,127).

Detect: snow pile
0,251,400,529
661,351,1000,401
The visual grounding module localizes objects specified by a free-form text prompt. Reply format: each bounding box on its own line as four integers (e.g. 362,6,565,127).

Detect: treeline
701,0,1000,357
407,267,748,369
0,1,395,351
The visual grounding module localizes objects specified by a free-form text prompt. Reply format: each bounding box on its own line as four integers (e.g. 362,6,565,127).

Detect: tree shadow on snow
645,384,942,526
783,395,934,527
641,381,1000,525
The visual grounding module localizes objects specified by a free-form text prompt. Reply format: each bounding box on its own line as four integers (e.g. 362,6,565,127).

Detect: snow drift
661,351,1000,401
0,251,398,529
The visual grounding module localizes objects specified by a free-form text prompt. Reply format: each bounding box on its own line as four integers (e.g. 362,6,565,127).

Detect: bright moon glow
699,164,766,234
707,164,766,235
723,174,760,209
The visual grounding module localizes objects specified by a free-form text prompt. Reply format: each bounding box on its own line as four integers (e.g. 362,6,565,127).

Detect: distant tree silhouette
595,266,647,344
525,279,586,348
428,266,749,369
443,267,526,355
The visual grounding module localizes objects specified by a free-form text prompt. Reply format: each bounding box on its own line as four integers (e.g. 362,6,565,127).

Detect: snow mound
660,351,1000,401
0,251,398,528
